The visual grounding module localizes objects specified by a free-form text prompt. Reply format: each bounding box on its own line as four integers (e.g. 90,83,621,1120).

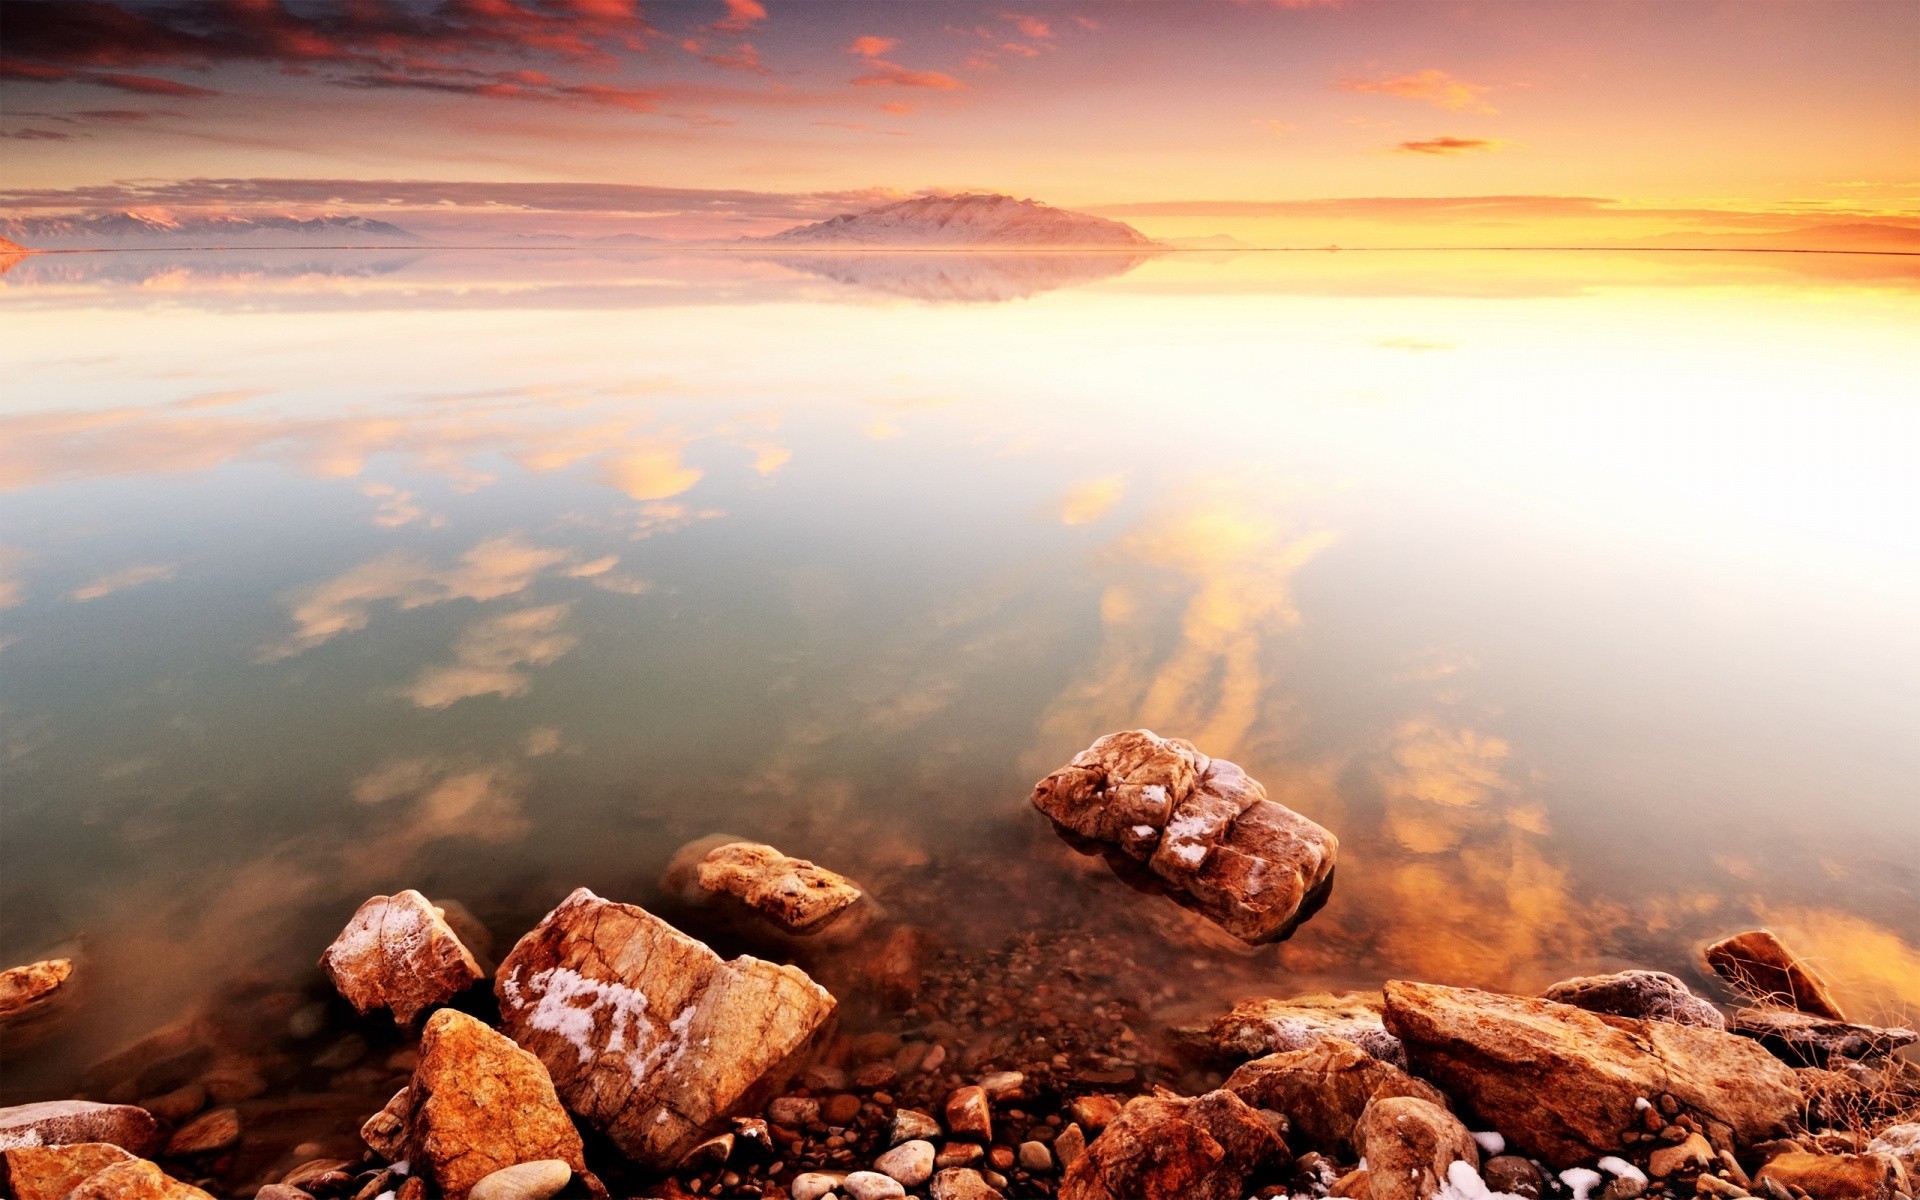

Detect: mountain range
753,193,1158,248
0,211,423,249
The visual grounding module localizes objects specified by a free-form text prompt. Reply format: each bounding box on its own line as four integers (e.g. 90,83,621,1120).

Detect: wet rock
65,1158,214,1200
890,1109,940,1145
1704,931,1847,1020
1383,980,1803,1168
663,837,867,936
1757,1152,1909,1200
1019,1141,1054,1172
1648,1133,1714,1178
945,1086,992,1142
1867,1125,1920,1174
319,890,486,1027
1068,1095,1122,1133
256,1187,313,1200
0,958,75,1044
1483,1155,1545,1199
198,1065,267,1104
1203,992,1405,1066
360,1089,411,1160
0,1102,160,1156
875,1139,935,1186
1224,1036,1449,1154
791,1172,847,1200
1600,1176,1649,1200
1729,1009,1918,1066
823,1092,863,1125
937,1142,985,1169
844,1170,908,1200
1331,1167,1371,1198
1543,971,1727,1031
768,1097,820,1127
496,888,835,1169
1031,730,1338,944
1058,1088,1285,1200
930,1168,1003,1200
680,1133,732,1169
1354,1095,1479,1200
979,1071,1025,1101
281,1159,355,1188
467,1160,573,1200
1054,1124,1087,1170
1,1142,136,1200
138,1085,205,1124
163,1108,239,1156
394,1009,587,1200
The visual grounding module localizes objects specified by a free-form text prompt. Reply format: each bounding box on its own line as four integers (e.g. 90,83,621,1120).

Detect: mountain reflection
752,250,1158,303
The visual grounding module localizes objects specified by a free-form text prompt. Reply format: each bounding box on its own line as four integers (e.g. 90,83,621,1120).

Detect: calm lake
3,246,1917,1122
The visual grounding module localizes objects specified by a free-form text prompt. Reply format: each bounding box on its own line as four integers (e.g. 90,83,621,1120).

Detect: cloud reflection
402,603,577,708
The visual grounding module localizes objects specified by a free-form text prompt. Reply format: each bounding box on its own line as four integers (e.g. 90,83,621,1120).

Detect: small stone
852,1063,898,1090
1354,1096,1478,1200
1600,1178,1649,1200
874,1140,934,1187
945,1086,991,1142
1483,1156,1544,1199
256,1187,313,1200
1649,1134,1715,1179
200,1066,268,1104
65,1159,215,1200
980,1072,1025,1102
988,1146,1015,1171
1,1143,137,1200
681,1134,733,1169
319,890,485,1026
164,1108,239,1156
1695,1176,1751,1200
139,1085,206,1124
731,1116,772,1156
1068,1096,1122,1133
1758,1153,1908,1200
664,838,867,936
1331,1168,1372,1199
0,1102,161,1157
1054,1124,1087,1170
287,1004,327,1040
1543,971,1727,1031
769,1097,820,1127
929,1168,1003,1200
937,1142,985,1169
890,1109,941,1146
1704,931,1848,1020
791,1172,847,1200
843,1170,907,1200
1018,1141,1054,1172
281,1159,355,1188
467,1160,572,1200
824,1094,863,1126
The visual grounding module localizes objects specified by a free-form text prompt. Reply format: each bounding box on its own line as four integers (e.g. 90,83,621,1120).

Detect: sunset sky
3,0,1918,244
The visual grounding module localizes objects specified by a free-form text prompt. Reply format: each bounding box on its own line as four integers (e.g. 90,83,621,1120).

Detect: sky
3,0,1918,244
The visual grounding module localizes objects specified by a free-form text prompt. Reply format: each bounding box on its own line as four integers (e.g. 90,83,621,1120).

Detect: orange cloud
1396,136,1509,156
852,62,965,90
1058,475,1126,526
848,36,897,59
403,604,577,708
70,563,178,602
712,0,767,32
1340,68,1496,113
1004,14,1053,40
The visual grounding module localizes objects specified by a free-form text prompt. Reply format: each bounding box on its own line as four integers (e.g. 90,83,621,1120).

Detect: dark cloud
4,129,78,141
1396,135,1507,156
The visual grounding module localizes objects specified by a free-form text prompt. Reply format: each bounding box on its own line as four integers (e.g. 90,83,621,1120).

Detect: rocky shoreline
4,731,1916,1200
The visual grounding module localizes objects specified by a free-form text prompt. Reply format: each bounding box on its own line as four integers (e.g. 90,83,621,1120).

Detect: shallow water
3,246,1918,1119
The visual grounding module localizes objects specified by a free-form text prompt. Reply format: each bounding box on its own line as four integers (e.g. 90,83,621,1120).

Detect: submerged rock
1354,1095,1479,1200
1057,1088,1285,1200
0,1102,160,1156
1203,992,1405,1066
319,890,486,1026
63,1159,214,1200
1729,1008,1917,1066
1031,730,1338,943
1382,980,1804,1167
1704,930,1848,1019
1224,1036,1448,1155
662,837,867,936
495,887,836,1168
1542,971,1727,1030
0,1143,136,1200
387,1009,587,1200
0,959,75,1045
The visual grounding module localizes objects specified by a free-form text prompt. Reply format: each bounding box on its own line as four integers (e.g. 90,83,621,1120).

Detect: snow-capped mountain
755,193,1158,248
0,211,424,249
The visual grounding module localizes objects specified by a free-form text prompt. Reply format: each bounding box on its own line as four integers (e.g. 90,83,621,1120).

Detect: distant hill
755,193,1158,249
0,211,424,248
0,235,29,255
1639,222,1920,253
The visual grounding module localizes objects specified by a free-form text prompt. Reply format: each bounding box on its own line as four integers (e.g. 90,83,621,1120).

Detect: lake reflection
3,247,1918,1104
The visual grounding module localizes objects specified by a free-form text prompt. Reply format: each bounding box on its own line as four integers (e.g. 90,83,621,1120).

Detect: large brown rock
0,959,75,1045
320,890,486,1026
495,887,836,1168
1757,1152,1910,1200
662,838,867,936
1729,1009,1917,1066
1057,1088,1285,1200
1704,930,1847,1019
1205,992,1405,1066
63,1159,214,1200
1225,1037,1448,1154
0,1143,136,1200
1382,980,1804,1168
1031,730,1338,944
1354,1096,1478,1200
0,1102,160,1156
1542,971,1726,1031
391,1009,587,1200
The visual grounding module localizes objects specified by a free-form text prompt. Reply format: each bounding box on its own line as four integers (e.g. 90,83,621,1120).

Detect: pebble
770,1097,821,1127
1068,1094,1121,1132
987,1145,1015,1171
929,1168,1003,1200
257,1188,313,1200
842,1171,907,1200
890,1108,941,1146
945,1086,992,1142
979,1071,1025,1101
468,1161,573,1200
1017,1140,1053,1172
1053,1123,1086,1170
792,1172,847,1200
874,1139,935,1187
141,1082,207,1122
823,1093,863,1125
936,1142,985,1169
288,1003,327,1039
165,1106,240,1155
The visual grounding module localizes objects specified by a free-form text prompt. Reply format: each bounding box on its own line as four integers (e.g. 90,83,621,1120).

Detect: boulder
63,1159,214,1200
1204,992,1405,1066
1031,730,1338,944
1354,1096,1479,1200
1057,1088,1285,1200
495,887,836,1168
0,959,75,1044
1382,980,1804,1168
1704,931,1847,1019
391,1009,587,1200
0,1143,136,1200
0,1102,160,1156
663,837,868,936
1757,1152,1909,1200
1729,1009,1917,1066
1224,1036,1449,1154
319,890,486,1026
1542,972,1726,1031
